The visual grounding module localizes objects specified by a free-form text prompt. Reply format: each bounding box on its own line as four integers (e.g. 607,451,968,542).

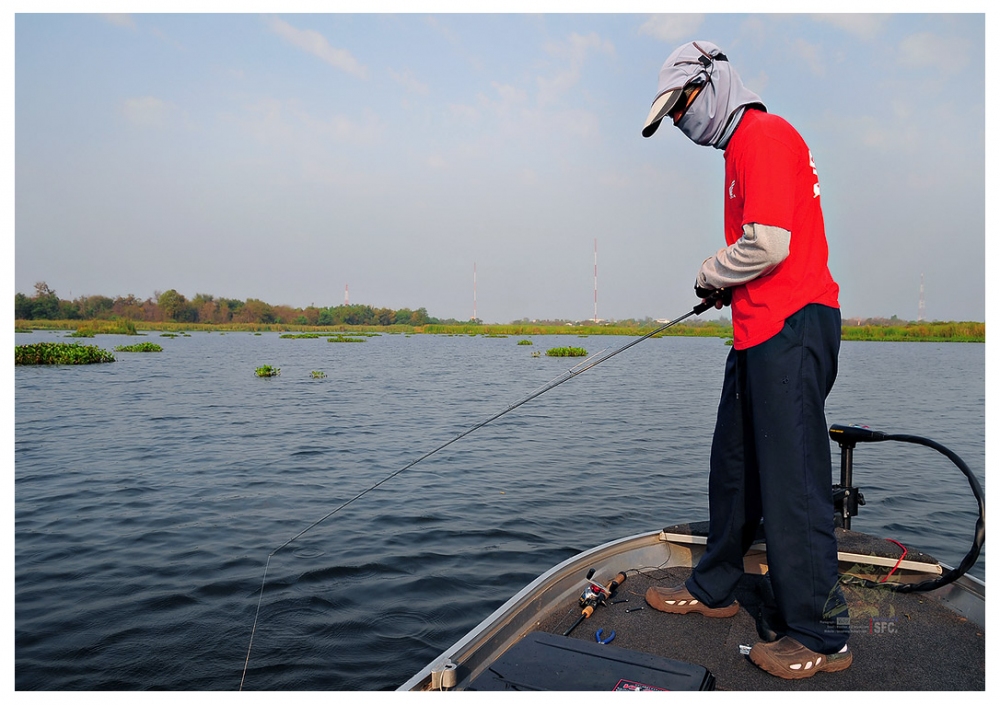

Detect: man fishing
640,40,850,679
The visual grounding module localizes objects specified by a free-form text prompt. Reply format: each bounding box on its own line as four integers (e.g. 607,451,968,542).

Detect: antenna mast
593,238,598,323
345,284,349,307
473,262,477,322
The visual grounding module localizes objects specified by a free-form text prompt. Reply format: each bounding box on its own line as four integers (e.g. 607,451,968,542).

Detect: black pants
686,304,847,654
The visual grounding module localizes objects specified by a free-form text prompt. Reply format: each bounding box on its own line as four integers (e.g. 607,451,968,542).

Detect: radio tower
345,284,349,306
918,273,925,322
593,238,598,322
472,262,477,322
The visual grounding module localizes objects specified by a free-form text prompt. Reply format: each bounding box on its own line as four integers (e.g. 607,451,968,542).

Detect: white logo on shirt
809,151,820,198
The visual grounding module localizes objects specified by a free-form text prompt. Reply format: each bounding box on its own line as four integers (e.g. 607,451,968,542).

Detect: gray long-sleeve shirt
696,222,791,289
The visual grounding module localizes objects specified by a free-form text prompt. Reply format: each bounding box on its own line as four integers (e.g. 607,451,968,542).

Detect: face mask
649,41,765,149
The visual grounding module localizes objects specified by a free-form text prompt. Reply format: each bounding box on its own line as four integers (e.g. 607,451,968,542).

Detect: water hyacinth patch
15,342,116,365
328,335,366,343
545,346,588,357
255,365,280,377
114,343,163,353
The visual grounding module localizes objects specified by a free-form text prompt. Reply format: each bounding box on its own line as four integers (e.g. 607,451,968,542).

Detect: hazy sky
12,6,987,323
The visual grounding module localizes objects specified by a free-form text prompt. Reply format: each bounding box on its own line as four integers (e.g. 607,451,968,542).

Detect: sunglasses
671,82,704,121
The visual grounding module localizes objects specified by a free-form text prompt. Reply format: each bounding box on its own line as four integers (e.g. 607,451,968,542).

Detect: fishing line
239,294,724,689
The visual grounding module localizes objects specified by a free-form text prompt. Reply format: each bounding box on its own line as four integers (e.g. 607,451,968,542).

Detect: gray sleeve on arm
696,223,791,289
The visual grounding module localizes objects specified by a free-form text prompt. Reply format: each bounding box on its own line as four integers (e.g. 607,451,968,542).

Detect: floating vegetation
72,319,139,336
531,351,541,357
280,333,322,339
160,333,178,338
517,339,533,345
255,365,280,377
325,330,381,338
328,335,366,343
484,333,508,338
15,326,33,333
114,342,163,353
311,370,327,379
546,346,588,357
15,342,115,365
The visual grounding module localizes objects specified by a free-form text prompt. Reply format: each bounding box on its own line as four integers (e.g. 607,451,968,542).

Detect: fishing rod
239,290,728,689
563,568,628,637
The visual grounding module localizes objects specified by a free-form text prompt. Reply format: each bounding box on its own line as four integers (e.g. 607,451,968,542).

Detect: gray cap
642,40,763,146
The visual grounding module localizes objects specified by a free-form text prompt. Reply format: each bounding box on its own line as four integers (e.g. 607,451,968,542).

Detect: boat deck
529,527,985,690
406,524,984,691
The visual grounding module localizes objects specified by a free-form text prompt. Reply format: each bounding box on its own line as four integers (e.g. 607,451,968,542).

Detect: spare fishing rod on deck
239,289,730,689
563,568,628,637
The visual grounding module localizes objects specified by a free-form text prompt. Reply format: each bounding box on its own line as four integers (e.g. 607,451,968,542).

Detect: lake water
13,329,985,690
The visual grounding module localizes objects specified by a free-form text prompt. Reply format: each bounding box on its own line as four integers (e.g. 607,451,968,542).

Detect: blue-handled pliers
595,628,615,644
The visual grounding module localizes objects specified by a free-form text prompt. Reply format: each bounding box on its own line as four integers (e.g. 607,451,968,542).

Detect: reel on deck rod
563,568,627,637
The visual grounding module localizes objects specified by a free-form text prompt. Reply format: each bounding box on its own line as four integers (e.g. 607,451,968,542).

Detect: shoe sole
750,646,853,680
644,587,739,618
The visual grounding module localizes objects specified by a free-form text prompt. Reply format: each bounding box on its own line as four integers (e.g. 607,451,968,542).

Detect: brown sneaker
749,636,852,679
644,584,739,617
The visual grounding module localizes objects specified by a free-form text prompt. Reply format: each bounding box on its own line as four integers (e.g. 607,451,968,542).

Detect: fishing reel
578,568,627,611
578,581,608,609
564,568,628,637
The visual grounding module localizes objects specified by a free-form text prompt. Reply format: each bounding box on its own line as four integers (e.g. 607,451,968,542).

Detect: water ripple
14,331,985,690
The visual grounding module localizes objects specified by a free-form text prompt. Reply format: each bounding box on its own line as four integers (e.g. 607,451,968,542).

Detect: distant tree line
15,282,436,327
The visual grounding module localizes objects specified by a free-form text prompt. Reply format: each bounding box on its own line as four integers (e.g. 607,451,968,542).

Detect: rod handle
607,572,627,593
693,288,729,314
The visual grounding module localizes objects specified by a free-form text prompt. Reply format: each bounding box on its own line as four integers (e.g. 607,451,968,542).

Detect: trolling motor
563,568,627,636
828,423,985,592
829,424,876,529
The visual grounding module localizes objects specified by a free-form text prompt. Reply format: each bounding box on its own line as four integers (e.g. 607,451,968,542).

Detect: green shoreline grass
14,319,984,343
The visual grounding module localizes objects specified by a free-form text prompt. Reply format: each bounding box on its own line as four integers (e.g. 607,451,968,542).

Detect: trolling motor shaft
830,424,870,529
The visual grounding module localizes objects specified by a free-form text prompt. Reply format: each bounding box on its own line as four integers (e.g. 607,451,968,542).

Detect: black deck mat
535,567,984,691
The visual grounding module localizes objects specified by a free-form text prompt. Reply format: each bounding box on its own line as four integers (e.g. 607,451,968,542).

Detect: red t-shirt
723,109,840,349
